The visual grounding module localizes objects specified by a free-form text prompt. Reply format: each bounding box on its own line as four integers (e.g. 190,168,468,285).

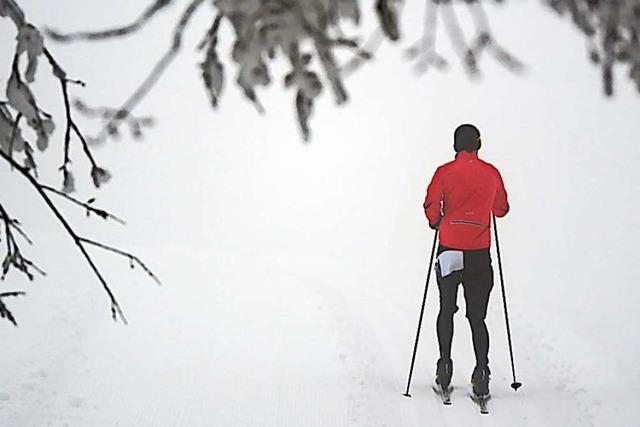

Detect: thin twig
0,291,26,298
70,121,97,167
406,0,447,74
93,0,205,143
0,201,44,279
440,3,473,69
41,185,126,224
79,237,161,286
0,202,13,255
45,48,73,170
10,54,46,144
46,0,176,42
467,2,524,72
7,112,22,167
7,219,33,245
0,291,26,326
342,0,410,77
341,29,385,77
42,48,96,170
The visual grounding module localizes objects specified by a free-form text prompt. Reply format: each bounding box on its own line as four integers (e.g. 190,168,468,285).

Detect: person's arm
424,168,443,229
493,169,509,217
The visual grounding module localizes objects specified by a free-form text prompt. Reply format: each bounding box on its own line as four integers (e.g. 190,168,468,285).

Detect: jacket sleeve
424,168,443,228
492,169,510,217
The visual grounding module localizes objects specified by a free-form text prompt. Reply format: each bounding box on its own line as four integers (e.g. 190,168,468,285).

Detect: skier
423,124,509,400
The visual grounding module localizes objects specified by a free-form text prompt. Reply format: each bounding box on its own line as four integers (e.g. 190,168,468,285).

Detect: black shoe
435,358,453,389
471,365,491,397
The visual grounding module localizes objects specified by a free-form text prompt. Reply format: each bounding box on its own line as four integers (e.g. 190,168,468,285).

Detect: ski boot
470,364,491,397
436,358,453,389
433,358,453,404
470,365,491,414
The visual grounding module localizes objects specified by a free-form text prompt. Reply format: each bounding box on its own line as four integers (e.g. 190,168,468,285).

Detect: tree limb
46,0,176,42
40,184,126,224
91,0,205,144
79,237,161,286
0,291,26,326
0,148,128,323
7,111,22,164
41,48,96,179
0,200,44,281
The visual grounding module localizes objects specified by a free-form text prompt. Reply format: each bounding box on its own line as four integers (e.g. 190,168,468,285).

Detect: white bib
437,250,464,277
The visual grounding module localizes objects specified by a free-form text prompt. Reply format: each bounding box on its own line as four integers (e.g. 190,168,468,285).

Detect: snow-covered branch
41,0,640,143
90,0,205,145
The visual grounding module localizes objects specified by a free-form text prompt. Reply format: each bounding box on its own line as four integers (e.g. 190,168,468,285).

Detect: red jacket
424,151,509,250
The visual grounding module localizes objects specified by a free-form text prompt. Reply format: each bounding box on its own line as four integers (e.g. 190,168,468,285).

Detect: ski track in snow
298,274,418,426
292,268,593,427
298,265,606,427
0,252,633,426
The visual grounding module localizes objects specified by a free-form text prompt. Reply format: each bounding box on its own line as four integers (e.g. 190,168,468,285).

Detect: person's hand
429,221,440,230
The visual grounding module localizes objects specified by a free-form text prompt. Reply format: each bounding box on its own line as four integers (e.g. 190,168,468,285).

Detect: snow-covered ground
2,0,640,426
1,246,636,426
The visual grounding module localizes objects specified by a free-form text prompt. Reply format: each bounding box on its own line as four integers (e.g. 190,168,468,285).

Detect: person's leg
436,268,462,361
461,249,494,368
435,266,461,388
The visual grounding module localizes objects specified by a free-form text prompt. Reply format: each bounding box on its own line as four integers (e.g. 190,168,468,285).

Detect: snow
1,0,640,426
1,246,630,426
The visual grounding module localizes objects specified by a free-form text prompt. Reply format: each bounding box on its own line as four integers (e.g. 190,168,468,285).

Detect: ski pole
403,229,438,398
492,214,522,391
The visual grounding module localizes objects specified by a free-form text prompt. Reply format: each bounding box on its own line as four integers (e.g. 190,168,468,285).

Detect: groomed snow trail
1,248,620,426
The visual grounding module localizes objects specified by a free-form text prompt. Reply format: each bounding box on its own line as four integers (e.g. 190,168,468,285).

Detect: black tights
438,311,490,366
436,247,493,367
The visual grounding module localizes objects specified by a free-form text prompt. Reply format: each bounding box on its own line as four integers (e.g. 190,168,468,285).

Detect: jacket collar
455,151,479,161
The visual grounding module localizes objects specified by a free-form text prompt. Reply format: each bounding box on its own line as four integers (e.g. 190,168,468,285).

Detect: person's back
423,124,509,399
424,151,509,249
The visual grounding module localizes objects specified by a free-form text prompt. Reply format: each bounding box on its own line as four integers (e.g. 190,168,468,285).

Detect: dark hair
454,124,481,152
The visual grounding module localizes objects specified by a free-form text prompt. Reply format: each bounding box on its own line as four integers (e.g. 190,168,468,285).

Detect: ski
432,384,452,405
469,392,490,414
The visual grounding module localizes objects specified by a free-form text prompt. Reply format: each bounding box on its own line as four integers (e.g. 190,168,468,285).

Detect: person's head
454,124,481,153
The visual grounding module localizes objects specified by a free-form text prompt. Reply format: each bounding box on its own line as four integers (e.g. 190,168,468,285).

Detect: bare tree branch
0,291,26,326
0,148,128,323
7,111,22,163
7,221,32,246
405,0,446,74
42,49,90,167
0,0,162,326
78,237,161,286
341,29,385,77
89,0,206,144
46,0,176,42
72,100,155,141
0,201,45,279
40,184,126,224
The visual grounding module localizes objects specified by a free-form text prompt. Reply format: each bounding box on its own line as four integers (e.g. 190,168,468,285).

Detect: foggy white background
1,0,639,426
